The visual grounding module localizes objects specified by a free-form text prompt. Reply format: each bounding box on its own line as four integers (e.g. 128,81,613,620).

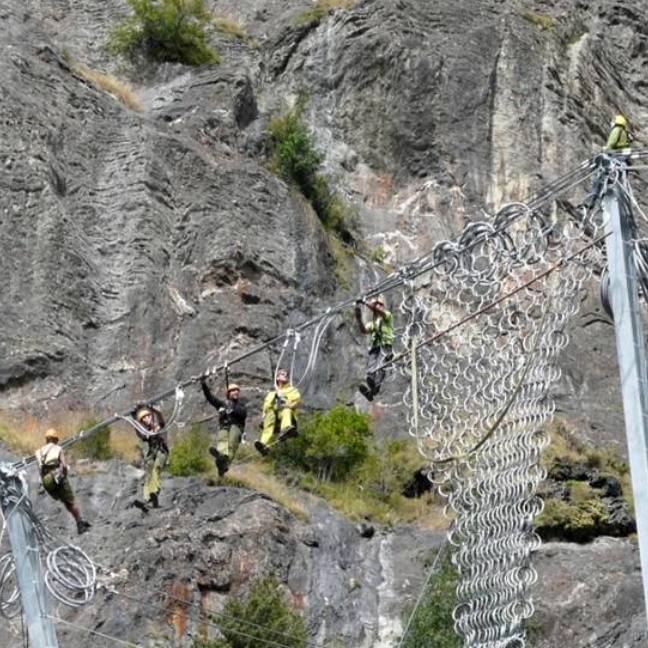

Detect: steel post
603,176,648,624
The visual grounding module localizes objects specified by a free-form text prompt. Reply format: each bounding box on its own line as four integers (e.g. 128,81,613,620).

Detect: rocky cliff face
2,0,648,646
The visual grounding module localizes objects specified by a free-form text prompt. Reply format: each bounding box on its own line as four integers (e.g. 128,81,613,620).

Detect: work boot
254,440,269,456
132,500,149,513
76,519,91,535
150,492,160,509
216,453,229,477
278,426,298,441
359,384,374,402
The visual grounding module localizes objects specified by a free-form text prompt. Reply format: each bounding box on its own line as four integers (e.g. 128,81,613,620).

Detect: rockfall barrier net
394,183,611,647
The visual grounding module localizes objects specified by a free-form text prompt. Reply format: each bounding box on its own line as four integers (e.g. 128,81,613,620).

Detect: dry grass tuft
0,411,141,464
213,15,254,44
224,456,310,521
70,60,141,111
296,0,359,23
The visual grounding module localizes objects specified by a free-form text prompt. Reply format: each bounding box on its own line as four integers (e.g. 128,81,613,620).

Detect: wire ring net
394,190,608,647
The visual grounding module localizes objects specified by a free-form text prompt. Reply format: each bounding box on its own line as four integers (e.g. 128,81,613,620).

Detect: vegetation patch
72,418,114,461
107,0,220,66
63,53,141,110
213,15,253,44
400,548,460,648
269,406,441,525
193,575,307,648
0,412,140,462
224,456,310,521
268,96,359,243
521,10,555,31
166,423,211,476
537,416,635,542
272,404,371,482
296,0,358,24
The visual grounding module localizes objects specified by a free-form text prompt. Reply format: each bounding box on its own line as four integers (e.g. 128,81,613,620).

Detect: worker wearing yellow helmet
355,295,395,402
582,113,634,212
200,377,247,476
606,114,632,150
35,428,91,535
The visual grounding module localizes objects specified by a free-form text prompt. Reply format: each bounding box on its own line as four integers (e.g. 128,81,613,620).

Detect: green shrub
272,405,371,482
194,575,307,648
521,10,555,31
268,98,358,240
107,0,220,66
537,497,607,542
73,419,114,460
401,549,460,648
167,423,211,476
357,439,425,501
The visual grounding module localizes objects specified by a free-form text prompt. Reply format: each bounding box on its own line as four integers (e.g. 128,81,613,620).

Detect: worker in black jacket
201,378,247,476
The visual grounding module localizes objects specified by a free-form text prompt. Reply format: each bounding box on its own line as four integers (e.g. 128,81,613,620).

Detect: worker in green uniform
132,405,168,511
35,428,91,535
201,378,247,476
355,296,394,402
582,114,633,211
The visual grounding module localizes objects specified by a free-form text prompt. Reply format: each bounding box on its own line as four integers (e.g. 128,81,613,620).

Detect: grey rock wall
3,0,648,646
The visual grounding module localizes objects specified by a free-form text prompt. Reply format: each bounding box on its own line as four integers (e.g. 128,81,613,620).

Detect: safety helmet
44,428,59,441
227,383,240,394
135,407,153,422
613,114,628,128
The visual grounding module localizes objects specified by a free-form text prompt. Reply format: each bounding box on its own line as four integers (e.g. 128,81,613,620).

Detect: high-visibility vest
366,310,394,346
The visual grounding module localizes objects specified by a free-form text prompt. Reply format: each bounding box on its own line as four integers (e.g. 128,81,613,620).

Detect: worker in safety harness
132,405,168,511
255,368,301,456
582,114,633,212
35,428,91,535
201,377,247,476
355,295,394,402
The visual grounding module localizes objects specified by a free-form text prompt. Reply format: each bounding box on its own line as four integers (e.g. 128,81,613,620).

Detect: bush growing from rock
272,404,371,482
73,418,114,461
268,98,358,241
108,0,220,66
167,423,211,475
400,549,460,648
194,575,307,648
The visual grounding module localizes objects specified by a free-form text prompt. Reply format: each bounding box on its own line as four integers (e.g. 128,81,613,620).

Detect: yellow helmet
44,428,59,441
614,114,628,127
227,383,240,394
135,407,153,422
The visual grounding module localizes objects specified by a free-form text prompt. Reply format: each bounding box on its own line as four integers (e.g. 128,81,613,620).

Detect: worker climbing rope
131,405,168,512
200,377,247,476
582,114,634,213
255,367,301,456
35,428,91,535
355,295,394,402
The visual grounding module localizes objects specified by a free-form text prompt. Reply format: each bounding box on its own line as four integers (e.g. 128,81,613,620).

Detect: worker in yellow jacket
255,368,301,456
582,114,633,211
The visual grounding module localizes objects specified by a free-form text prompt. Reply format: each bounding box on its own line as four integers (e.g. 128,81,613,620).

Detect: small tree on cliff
194,575,307,648
108,0,219,66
